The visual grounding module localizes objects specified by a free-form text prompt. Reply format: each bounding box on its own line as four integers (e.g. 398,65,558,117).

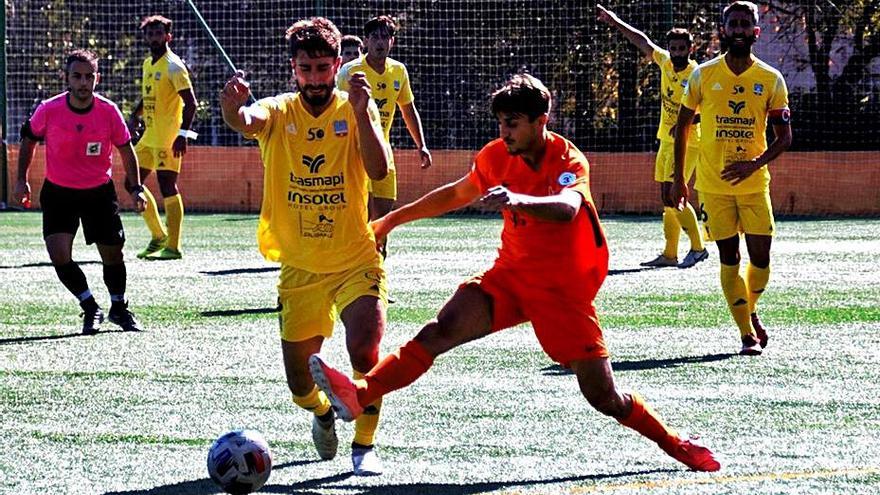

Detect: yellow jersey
652,49,700,144
139,49,192,148
245,90,383,273
682,54,789,195
336,55,414,143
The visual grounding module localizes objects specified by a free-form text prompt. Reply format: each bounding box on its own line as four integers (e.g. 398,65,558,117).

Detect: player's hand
130,190,147,213
347,72,372,115
670,180,689,211
370,215,393,241
721,159,760,185
220,70,251,112
480,185,525,211
13,179,31,208
418,147,433,169
597,4,617,25
172,135,188,158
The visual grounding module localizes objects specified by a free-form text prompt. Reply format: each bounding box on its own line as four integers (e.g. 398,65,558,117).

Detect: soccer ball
207,429,272,494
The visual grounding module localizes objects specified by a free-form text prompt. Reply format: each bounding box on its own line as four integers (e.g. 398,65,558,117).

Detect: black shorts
40,179,125,246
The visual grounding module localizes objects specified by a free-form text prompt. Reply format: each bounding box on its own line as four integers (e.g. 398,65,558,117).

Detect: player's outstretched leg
309,354,365,422
571,358,721,472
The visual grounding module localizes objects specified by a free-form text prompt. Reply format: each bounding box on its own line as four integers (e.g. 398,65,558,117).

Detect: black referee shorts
40,179,126,246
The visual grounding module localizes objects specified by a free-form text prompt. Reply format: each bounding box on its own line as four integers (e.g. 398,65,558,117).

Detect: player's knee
347,344,379,372
414,319,455,356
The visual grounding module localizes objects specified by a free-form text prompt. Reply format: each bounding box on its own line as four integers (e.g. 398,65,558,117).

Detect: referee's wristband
177,129,198,140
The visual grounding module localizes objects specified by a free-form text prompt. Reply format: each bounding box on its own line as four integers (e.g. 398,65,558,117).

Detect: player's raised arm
371,175,481,239
596,4,660,58
348,72,389,181
219,71,268,136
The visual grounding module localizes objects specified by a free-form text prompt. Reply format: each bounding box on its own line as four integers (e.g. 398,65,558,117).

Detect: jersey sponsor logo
728,100,746,114
712,82,723,91
301,212,336,238
307,127,325,141
375,98,388,109
287,190,347,206
731,84,745,95
753,83,764,96
288,171,345,187
558,172,577,186
145,85,152,94
393,80,400,91
302,154,326,174
86,142,101,156
666,87,675,98
333,120,349,137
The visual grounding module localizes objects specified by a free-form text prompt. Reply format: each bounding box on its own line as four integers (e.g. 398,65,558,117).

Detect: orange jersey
467,132,606,279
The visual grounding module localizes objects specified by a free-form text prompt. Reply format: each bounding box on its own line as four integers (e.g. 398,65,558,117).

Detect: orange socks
359,340,434,406
616,392,679,451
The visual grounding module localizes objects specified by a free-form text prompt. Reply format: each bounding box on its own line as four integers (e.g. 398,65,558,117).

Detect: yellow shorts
655,140,699,183
135,143,183,173
699,190,775,241
277,257,387,342
369,166,397,200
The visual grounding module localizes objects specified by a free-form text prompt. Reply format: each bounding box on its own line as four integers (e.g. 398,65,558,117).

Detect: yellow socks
292,385,332,417
677,203,704,252
720,263,753,337
746,263,770,314
353,370,382,446
163,194,184,251
662,207,681,259
141,188,167,241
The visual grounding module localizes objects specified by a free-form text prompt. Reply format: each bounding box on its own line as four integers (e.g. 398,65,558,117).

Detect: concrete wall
6,145,879,216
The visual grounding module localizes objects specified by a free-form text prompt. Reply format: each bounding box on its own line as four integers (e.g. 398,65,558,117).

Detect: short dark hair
341,35,364,51
65,49,99,73
490,73,551,121
364,15,398,37
722,1,759,26
140,14,173,33
665,28,693,46
285,17,341,58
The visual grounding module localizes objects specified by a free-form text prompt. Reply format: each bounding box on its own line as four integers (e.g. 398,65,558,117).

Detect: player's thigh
415,284,495,355
737,190,775,237
156,170,180,197
44,233,75,266
80,181,125,246
39,180,80,241
700,191,740,241
277,266,337,343
525,285,609,368
654,141,674,183
135,143,156,171
370,167,397,201
337,260,387,367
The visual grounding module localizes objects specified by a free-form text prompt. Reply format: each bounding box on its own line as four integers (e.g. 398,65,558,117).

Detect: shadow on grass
0,260,102,269
541,353,736,375
200,267,279,276
608,267,655,275
103,459,323,495
106,465,673,495
200,307,279,317
0,329,129,345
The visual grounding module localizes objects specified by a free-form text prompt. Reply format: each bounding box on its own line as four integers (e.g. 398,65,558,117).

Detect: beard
300,84,333,107
725,34,756,57
671,55,690,67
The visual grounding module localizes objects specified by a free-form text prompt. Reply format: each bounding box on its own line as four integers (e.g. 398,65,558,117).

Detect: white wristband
177,129,198,140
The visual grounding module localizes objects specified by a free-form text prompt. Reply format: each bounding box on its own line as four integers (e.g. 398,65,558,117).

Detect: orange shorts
464,257,609,367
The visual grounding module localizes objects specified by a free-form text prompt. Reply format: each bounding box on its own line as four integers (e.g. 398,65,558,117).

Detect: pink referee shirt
27,92,131,189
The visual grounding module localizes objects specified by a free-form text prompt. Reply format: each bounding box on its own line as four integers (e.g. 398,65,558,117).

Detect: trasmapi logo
302,154,326,174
